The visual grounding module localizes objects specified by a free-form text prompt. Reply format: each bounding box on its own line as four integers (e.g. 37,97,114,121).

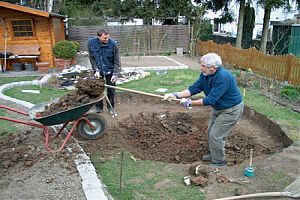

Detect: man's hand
180,98,192,108
111,73,118,83
94,71,100,79
163,93,178,101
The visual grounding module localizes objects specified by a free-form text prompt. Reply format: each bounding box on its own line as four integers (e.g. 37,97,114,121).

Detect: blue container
12,63,23,71
25,63,34,71
244,166,255,177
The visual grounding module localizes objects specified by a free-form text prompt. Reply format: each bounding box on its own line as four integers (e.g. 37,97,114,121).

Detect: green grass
120,70,200,94
0,76,39,86
3,85,67,105
242,88,300,128
0,109,18,138
0,76,39,138
92,151,204,200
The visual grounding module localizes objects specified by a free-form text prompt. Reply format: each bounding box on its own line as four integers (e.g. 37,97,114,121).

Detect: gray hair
200,53,222,68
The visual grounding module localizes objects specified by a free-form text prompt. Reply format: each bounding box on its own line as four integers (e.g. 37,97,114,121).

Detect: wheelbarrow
0,96,106,152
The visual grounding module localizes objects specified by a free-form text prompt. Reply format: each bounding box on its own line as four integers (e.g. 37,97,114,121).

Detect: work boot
202,154,211,161
209,160,227,167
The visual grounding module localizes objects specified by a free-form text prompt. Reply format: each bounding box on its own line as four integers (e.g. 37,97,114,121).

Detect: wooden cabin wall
0,8,64,69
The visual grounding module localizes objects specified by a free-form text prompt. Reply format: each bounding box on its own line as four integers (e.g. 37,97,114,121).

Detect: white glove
111,73,118,83
94,71,100,79
180,98,192,108
163,93,178,101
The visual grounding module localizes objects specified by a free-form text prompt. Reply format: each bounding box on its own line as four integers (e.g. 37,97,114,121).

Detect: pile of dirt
39,79,105,117
119,111,279,165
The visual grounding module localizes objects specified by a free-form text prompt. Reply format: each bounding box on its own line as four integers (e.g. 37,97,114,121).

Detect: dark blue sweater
188,67,242,111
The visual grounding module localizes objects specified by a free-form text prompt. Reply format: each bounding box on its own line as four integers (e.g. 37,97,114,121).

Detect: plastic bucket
12,63,23,71
25,63,34,71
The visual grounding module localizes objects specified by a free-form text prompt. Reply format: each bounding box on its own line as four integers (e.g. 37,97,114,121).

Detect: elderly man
164,53,243,166
87,28,121,114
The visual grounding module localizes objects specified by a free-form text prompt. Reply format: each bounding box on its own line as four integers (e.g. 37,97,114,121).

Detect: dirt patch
39,78,104,117
83,93,292,166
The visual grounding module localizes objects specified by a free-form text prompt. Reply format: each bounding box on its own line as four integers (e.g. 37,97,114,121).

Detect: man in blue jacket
88,28,121,113
164,53,243,167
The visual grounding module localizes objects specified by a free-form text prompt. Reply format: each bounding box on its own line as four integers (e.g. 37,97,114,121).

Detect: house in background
0,1,65,72
204,0,299,39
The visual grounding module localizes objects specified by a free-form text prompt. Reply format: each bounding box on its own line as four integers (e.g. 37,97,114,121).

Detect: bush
52,40,77,59
72,41,80,52
280,86,300,100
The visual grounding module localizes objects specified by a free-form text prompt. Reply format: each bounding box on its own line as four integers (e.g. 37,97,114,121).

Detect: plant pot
70,57,77,65
54,58,71,71
36,62,50,74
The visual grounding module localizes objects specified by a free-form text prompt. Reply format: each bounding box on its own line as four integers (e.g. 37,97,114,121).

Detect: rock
11,153,20,162
190,176,208,187
24,160,33,167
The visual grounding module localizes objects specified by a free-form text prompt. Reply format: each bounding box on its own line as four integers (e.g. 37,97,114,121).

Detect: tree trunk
259,6,271,53
48,0,54,12
235,0,246,48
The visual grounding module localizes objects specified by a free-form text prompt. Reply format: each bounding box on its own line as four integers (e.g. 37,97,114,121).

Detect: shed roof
0,1,65,19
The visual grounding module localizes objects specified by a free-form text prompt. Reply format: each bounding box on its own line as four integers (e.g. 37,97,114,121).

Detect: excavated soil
39,79,104,117
82,93,292,166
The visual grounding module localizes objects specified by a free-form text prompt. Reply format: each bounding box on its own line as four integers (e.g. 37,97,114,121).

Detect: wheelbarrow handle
104,84,181,102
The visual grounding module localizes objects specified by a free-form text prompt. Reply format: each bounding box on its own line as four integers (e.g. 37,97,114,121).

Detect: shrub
52,40,77,59
280,86,300,100
72,41,80,52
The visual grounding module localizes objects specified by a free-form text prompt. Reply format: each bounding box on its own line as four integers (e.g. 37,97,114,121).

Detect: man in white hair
164,53,243,167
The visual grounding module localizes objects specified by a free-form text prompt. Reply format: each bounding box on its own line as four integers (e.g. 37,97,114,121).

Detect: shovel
215,176,300,200
104,84,181,102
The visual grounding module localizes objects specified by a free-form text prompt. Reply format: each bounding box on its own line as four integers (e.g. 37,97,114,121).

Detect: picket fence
197,41,300,86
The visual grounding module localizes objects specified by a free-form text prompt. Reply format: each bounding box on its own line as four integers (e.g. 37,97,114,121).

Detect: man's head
97,28,110,44
199,53,222,76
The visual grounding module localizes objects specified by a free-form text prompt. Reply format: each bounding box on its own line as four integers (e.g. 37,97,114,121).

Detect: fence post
284,55,294,83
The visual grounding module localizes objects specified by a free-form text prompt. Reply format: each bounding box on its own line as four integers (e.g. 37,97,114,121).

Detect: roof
0,1,65,19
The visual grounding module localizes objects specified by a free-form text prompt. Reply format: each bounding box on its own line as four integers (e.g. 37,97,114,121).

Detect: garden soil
1,55,300,200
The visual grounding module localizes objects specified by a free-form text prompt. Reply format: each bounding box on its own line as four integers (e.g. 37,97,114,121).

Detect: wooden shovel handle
105,84,181,102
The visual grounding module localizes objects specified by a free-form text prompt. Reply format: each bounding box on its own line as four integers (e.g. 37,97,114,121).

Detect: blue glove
180,98,192,108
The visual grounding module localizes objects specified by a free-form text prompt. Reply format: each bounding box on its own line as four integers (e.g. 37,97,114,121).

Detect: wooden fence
68,25,189,54
197,41,300,86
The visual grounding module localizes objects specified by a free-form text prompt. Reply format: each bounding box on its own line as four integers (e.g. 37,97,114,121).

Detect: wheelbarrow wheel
77,113,106,140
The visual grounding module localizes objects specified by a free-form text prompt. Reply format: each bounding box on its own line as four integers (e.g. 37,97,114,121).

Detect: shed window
11,19,34,37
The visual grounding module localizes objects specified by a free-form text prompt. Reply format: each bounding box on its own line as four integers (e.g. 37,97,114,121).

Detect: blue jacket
87,37,120,75
188,67,242,110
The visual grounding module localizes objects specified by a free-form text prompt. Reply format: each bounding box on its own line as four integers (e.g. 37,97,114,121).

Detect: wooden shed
0,1,66,72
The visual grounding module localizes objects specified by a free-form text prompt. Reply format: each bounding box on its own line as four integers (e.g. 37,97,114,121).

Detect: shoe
202,154,211,161
108,108,114,115
209,160,227,167
95,107,103,113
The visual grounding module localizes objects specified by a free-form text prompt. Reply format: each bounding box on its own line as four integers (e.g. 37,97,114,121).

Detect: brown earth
39,78,104,117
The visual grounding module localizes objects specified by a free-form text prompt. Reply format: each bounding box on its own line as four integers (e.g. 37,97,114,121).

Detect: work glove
180,98,192,108
111,73,118,83
163,93,179,101
94,71,100,79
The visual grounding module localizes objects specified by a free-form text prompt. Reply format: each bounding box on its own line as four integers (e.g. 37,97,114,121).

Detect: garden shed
272,23,300,57
0,1,66,72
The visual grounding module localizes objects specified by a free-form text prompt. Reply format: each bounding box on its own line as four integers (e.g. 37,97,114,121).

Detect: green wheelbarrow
26,95,107,152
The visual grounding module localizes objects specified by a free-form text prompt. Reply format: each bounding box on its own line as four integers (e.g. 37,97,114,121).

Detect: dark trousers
96,73,115,109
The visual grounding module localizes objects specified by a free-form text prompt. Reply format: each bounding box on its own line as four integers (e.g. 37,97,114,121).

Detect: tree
235,0,245,48
257,0,290,53
242,3,255,48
